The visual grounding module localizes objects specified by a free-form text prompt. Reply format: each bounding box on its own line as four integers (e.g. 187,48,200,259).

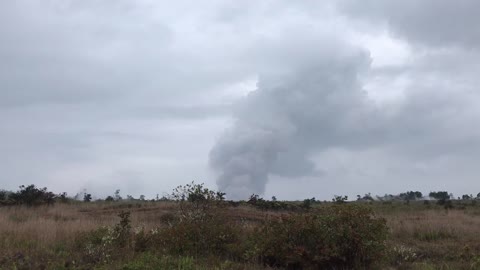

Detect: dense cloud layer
340,0,480,48
1,1,480,199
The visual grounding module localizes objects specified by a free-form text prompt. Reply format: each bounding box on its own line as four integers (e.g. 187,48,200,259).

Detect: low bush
247,194,292,211
300,197,317,210
158,214,240,257
249,204,388,269
389,245,418,266
77,211,133,264
81,226,117,264
159,182,240,257
0,190,9,201
69,183,392,269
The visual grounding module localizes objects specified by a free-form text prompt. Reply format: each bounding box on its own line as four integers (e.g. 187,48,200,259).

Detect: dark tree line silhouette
1,184,480,207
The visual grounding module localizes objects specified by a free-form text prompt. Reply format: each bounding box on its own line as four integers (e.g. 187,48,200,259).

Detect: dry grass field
378,203,480,269
0,201,275,269
0,200,480,269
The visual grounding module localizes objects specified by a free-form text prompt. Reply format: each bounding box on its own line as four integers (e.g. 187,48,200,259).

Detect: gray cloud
1,1,480,199
0,0,242,194
339,0,480,49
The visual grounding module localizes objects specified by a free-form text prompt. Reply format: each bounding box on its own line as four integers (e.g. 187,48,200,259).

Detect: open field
1,199,480,269
377,202,480,269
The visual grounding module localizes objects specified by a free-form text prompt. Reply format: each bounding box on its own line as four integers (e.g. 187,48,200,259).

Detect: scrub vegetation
0,183,480,269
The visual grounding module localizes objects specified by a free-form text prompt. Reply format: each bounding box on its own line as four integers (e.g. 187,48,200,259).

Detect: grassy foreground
1,197,480,269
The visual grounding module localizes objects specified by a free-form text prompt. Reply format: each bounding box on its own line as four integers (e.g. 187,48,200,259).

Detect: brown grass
0,202,269,248
377,204,480,269
1,201,480,269
387,209,480,241
0,202,177,251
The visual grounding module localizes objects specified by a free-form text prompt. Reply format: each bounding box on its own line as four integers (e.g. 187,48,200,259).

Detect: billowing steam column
209,38,375,200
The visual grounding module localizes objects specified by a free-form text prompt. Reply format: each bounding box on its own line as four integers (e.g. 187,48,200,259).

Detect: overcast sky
1,1,480,200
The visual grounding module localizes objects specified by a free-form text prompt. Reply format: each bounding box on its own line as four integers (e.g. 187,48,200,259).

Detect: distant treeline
1,184,480,208
359,190,480,202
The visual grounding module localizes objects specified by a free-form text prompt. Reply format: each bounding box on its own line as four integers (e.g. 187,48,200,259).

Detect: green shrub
78,211,133,264
157,182,240,257
114,211,132,247
332,195,348,204
249,204,388,269
133,226,160,252
171,182,226,222
78,226,117,264
429,191,450,201
399,191,423,201
0,190,9,201
247,194,291,210
301,198,317,210
122,253,195,270
158,212,239,257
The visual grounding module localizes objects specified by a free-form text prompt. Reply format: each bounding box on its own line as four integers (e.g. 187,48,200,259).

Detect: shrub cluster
74,183,388,269
247,194,291,210
0,189,11,203
8,185,56,206
78,211,134,264
399,191,423,201
0,185,76,206
249,205,388,269
429,191,450,201
157,182,239,257
157,213,239,257
300,197,317,210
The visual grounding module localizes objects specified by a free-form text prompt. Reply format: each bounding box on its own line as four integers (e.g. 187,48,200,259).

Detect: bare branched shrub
171,181,225,222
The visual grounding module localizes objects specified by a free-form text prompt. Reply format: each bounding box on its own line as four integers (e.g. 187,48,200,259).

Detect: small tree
9,185,56,206
114,211,131,247
162,182,237,257
332,195,348,204
171,181,225,221
83,193,92,202
399,191,423,201
248,194,261,204
357,193,374,201
58,192,69,203
114,189,122,201
429,191,450,201
0,190,8,201
301,197,316,210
